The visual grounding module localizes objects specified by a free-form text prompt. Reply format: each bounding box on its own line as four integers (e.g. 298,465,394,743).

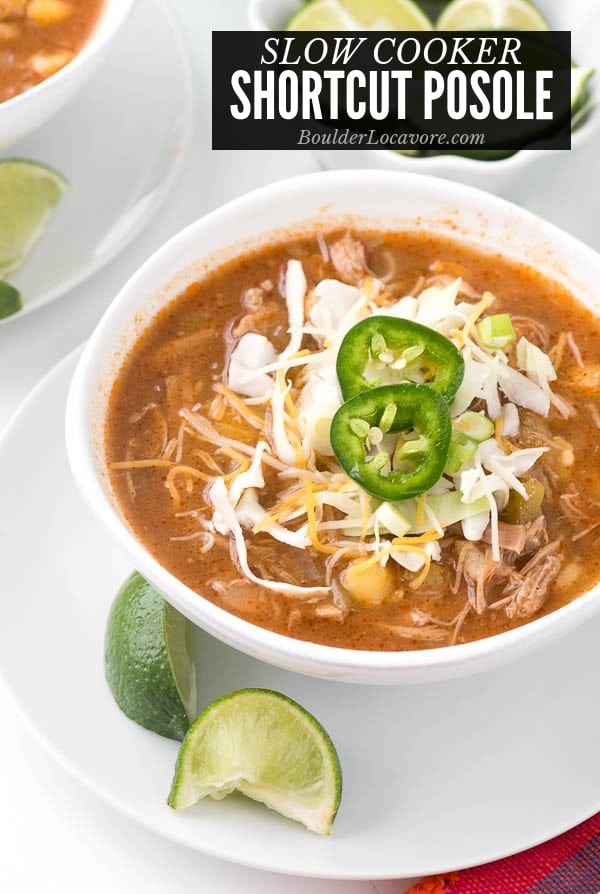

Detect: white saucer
1,347,600,880
0,0,193,326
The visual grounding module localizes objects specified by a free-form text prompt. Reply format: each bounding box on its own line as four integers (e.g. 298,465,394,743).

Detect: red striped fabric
406,813,600,894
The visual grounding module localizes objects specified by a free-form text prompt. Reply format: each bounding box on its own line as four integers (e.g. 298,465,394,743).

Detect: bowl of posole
248,0,599,197
66,168,600,684
0,0,137,149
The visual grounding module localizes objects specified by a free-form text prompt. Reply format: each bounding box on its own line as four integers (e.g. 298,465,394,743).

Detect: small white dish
247,0,599,196
0,0,193,327
4,347,600,878
0,0,137,148
66,168,600,686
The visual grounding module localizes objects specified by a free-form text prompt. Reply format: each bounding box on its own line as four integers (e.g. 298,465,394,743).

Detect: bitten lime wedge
436,0,549,30
0,281,22,319
0,159,68,277
168,688,342,835
287,0,433,30
105,571,197,741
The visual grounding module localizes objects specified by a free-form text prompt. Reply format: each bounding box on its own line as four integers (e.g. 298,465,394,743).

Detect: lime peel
104,571,197,741
0,280,22,319
168,688,342,835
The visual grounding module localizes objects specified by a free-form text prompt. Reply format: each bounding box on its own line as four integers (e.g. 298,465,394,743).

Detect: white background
1,0,599,891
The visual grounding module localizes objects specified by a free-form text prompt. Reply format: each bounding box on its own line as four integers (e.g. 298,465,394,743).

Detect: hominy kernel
26,0,73,25
29,47,73,75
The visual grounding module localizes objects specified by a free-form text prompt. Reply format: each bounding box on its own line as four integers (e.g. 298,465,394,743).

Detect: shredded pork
502,540,564,618
328,232,368,284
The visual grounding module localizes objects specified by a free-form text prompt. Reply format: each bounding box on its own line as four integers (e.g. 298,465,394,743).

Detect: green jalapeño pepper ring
330,383,452,501
336,316,464,405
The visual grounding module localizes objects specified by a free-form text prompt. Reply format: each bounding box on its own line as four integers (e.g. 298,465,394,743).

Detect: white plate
0,0,193,327
2,348,600,881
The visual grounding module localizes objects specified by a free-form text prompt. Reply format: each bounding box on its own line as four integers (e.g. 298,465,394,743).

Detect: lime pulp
436,0,550,30
0,159,68,277
287,0,433,30
169,688,342,835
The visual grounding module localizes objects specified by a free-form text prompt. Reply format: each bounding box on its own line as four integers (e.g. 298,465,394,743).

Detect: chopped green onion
453,411,495,443
477,314,516,350
446,430,477,474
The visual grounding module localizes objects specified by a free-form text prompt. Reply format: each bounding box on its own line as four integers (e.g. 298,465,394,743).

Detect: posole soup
0,0,104,103
106,229,600,651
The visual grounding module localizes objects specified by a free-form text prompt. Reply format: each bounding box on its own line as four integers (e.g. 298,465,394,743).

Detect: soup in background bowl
66,170,600,684
0,0,137,147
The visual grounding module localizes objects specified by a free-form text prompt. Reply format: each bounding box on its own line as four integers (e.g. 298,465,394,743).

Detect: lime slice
571,66,595,123
104,571,197,741
0,281,22,319
0,159,68,277
436,0,550,30
168,688,342,835
287,0,433,30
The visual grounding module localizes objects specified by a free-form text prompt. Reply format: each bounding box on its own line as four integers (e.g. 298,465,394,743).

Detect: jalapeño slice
336,316,464,405
330,383,452,501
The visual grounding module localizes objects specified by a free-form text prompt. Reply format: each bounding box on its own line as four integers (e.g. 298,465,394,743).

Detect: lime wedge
0,159,68,277
571,66,595,123
168,688,342,835
287,0,433,30
436,0,550,30
0,281,22,319
104,571,197,741
435,148,517,160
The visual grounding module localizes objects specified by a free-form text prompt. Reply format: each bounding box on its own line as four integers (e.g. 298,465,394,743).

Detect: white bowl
247,0,599,197
0,0,137,149
66,169,600,684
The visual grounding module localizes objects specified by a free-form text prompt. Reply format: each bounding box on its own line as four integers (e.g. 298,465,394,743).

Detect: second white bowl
0,0,137,148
